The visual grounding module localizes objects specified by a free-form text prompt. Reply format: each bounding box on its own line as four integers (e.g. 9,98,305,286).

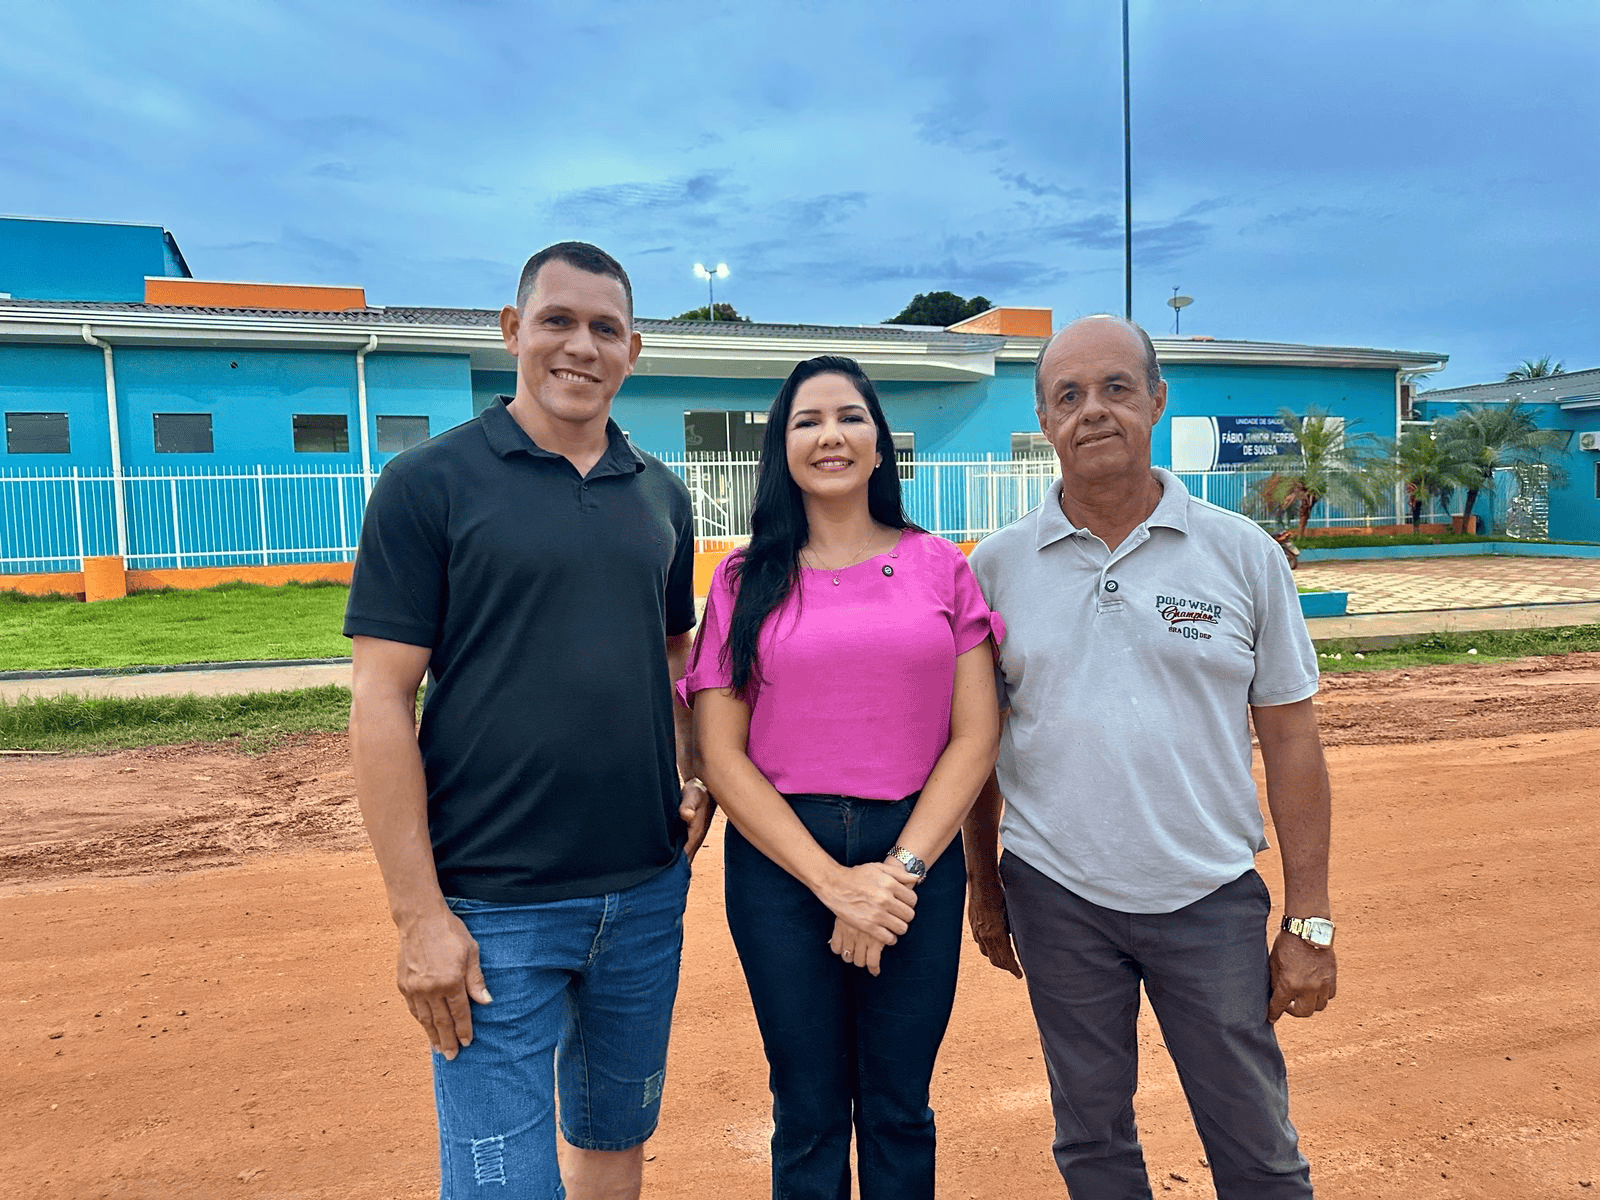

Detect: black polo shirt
344,398,696,903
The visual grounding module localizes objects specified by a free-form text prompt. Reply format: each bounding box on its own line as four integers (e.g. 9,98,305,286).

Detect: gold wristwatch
1281,916,1335,948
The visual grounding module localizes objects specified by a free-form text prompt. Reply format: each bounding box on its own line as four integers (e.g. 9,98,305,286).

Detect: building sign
1170,415,1302,471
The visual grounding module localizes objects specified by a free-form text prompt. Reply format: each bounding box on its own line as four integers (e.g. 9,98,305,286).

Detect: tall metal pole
1122,0,1133,322
707,275,716,321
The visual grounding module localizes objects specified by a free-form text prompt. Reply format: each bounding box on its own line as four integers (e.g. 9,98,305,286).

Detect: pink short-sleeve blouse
678,530,1003,800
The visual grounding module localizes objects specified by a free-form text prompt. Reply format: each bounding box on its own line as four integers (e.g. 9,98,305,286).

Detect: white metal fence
655,453,1483,544
0,465,369,573
657,453,1064,543
0,457,1510,574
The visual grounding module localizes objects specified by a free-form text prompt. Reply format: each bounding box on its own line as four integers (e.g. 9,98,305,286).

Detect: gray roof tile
0,297,1005,348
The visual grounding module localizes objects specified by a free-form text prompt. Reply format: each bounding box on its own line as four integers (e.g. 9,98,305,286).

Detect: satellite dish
1167,294,1193,310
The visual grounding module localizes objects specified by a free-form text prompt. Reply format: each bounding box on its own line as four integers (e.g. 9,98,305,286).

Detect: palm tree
1253,407,1386,537
1435,399,1569,532
1391,428,1475,529
1504,356,1565,381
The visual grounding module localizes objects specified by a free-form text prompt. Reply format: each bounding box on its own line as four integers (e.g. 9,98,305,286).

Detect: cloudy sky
3,0,1593,386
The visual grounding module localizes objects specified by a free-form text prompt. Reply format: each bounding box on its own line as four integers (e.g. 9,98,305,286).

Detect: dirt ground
3,655,1599,1199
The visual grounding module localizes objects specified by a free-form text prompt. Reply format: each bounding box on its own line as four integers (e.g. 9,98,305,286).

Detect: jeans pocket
444,895,509,915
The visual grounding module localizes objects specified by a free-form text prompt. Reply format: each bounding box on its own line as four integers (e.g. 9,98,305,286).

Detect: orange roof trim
144,278,367,312
946,307,1053,338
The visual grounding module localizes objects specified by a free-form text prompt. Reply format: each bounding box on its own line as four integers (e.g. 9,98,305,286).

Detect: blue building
0,215,1451,585
0,216,190,303
1414,369,1600,543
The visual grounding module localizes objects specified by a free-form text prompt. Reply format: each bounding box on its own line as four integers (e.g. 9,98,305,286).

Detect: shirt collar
1033,466,1192,551
479,396,645,476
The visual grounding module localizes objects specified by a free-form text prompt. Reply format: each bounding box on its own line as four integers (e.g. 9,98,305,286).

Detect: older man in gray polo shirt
964,315,1336,1199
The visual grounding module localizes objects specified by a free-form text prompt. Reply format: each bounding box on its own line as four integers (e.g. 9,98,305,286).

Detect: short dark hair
1033,316,1162,416
515,242,634,324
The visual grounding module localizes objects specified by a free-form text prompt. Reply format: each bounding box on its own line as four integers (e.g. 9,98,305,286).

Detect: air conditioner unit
1580,431,1600,451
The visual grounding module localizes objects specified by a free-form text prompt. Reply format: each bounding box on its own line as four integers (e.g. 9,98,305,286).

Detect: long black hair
723,355,916,695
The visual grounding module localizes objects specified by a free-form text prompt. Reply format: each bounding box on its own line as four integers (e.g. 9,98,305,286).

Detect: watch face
1302,918,1335,946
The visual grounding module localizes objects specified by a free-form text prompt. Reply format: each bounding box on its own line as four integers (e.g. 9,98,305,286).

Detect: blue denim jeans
725,794,966,1200
432,854,690,1200
1000,853,1312,1200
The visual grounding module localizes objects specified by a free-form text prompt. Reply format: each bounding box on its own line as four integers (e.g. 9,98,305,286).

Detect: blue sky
3,0,1593,386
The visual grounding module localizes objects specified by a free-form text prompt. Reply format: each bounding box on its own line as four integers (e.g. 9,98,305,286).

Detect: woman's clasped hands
823,859,921,976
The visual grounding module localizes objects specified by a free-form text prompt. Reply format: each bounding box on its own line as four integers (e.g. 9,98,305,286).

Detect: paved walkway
1295,557,1600,614
3,555,1598,700
0,660,352,703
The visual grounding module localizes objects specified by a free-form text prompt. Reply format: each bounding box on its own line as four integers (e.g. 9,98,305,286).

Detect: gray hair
1033,316,1162,417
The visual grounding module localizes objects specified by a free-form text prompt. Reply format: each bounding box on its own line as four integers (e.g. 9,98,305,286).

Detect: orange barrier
1294,522,1469,539
10,544,971,602
82,556,128,602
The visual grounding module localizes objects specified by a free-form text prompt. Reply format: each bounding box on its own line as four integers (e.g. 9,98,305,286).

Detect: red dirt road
3,655,1599,1198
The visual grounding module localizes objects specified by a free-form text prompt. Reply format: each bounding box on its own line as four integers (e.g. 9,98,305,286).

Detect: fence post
979,454,992,544
170,477,183,567
256,466,269,565
71,467,85,569
336,470,350,561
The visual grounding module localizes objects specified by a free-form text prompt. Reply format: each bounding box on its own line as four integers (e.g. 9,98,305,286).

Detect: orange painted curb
0,571,85,600
0,561,354,602
127,563,354,592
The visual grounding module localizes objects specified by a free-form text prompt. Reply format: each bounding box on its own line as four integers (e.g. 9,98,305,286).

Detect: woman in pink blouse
680,355,1001,1200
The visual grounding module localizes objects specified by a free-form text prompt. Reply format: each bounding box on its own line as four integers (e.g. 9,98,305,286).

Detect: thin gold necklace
803,530,878,586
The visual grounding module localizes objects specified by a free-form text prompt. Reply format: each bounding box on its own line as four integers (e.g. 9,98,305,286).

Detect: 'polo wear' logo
1156,594,1221,641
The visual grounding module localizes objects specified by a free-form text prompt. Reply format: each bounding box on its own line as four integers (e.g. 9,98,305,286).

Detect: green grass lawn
0,581,351,672
1314,624,1600,671
2,581,1595,754
0,685,353,753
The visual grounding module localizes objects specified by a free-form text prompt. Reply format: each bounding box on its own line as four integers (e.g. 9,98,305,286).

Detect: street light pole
1122,0,1133,322
692,262,729,321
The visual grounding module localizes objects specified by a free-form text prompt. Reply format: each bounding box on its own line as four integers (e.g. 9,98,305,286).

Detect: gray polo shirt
970,468,1318,914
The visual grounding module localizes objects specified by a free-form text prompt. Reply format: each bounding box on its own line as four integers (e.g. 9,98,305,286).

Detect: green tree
1436,399,1569,533
674,302,751,323
1253,407,1386,537
883,291,993,326
1390,428,1476,529
1504,356,1564,381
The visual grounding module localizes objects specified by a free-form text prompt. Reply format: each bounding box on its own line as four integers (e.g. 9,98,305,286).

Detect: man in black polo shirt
345,242,709,1200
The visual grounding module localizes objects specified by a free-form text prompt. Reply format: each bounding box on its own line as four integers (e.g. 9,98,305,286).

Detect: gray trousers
1000,852,1313,1200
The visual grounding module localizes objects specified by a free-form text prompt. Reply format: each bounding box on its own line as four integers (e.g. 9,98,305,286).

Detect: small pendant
832,575,841,586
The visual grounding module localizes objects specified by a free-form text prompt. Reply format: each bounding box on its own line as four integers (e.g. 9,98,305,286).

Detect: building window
153,412,214,454
1011,432,1054,459
891,431,916,481
293,413,349,454
683,410,766,455
376,415,430,454
5,412,70,454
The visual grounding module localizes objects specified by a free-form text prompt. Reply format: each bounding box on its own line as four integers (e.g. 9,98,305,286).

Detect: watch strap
887,845,927,881
1281,915,1335,946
